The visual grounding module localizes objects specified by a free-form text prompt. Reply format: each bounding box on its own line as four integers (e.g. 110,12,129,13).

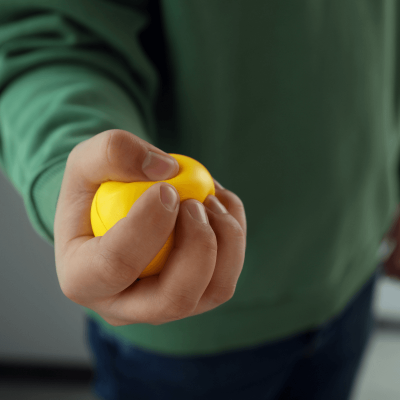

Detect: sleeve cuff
27,158,68,246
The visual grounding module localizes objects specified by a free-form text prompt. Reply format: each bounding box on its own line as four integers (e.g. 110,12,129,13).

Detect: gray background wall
0,170,90,366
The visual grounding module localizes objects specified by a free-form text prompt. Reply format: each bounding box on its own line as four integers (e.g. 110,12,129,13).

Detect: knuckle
60,280,85,305
65,141,84,169
228,220,246,241
108,321,121,327
104,130,143,172
65,150,74,168
218,190,245,214
102,316,126,327
191,225,218,253
228,192,246,212
208,284,236,304
70,140,85,156
202,232,218,254
147,209,173,232
160,290,196,320
65,138,94,177
96,246,139,285
104,130,124,169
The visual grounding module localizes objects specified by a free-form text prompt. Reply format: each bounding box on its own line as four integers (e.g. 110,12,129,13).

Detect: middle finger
191,193,246,316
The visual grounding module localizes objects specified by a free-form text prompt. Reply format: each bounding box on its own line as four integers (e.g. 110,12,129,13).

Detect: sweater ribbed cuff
28,159,67,246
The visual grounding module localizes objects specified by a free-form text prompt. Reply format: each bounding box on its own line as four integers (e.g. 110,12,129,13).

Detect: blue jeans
86,267,380,400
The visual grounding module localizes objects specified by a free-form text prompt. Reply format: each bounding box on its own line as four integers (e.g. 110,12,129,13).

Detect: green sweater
0,0,399,356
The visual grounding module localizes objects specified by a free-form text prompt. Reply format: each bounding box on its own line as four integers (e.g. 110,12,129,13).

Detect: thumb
55,129,179,246
54,130,179,295
61,181,180,302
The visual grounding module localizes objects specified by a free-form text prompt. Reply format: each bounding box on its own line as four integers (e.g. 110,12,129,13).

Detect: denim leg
85,316,311,400
84,268,380,400
85,318,121,400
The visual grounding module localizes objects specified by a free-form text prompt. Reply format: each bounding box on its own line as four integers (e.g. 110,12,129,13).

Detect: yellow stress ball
91,154,215,279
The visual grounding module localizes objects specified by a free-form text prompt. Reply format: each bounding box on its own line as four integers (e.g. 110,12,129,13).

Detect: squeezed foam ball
91,154,215,278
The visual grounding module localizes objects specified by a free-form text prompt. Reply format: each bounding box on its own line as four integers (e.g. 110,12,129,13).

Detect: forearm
0,64,151,244
0,1,158,244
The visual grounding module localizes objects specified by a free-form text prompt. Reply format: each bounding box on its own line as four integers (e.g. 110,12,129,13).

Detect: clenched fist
54,130,247,326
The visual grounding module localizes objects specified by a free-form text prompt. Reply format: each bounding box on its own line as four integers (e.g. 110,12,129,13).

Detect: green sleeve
0,0,159,245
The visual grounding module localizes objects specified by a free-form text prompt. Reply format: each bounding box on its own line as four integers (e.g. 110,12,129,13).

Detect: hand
383,205,400,280
54,129,247,326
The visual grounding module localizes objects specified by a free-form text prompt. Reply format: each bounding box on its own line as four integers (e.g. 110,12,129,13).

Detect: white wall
375,277,400,321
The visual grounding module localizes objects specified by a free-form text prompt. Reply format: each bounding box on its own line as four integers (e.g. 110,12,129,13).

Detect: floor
0,329,399,400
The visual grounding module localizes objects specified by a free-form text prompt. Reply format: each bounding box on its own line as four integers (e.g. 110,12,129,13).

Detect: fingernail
160,184,179,212
204,195,228,214
187,201,208,224
142,151,178,180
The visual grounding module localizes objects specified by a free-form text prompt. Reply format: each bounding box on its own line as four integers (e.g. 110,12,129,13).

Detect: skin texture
54,129,247,326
